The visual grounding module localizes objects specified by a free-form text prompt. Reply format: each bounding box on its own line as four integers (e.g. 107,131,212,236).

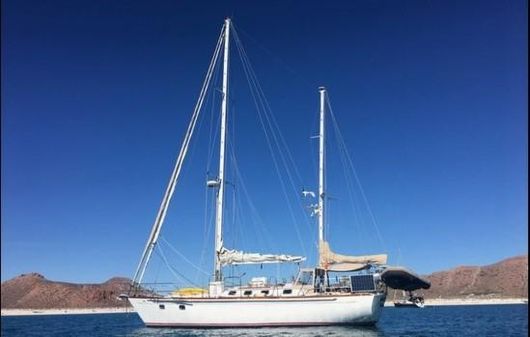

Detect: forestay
218,247,305,265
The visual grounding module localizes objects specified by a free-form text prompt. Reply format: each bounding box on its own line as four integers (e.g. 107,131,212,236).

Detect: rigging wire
228,140,276,254
232,25,306,189
234,40,306,254
132,23,225,285
231,25,389,257
326,99,364,248
206,57,222,173
231,24,315,258
326,94,387,252
235,25,315,93
197,59,222,282
155,244,200,287
160,236,210,277
196,187,216,282
234,24,323,252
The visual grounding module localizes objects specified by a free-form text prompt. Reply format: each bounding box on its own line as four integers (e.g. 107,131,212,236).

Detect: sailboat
124,18,429,327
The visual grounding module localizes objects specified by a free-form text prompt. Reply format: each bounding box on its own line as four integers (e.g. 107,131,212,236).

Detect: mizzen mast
213,18,231,282
318,87,326,250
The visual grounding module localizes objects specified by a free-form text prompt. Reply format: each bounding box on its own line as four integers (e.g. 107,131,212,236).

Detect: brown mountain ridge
1,273,132,309
419,255,528,299
1,255,528,309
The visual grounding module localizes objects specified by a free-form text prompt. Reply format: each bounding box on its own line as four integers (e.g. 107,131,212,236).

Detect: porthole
159,304,165,309
282,289,292,295
179,304,186,310
243,290,252,296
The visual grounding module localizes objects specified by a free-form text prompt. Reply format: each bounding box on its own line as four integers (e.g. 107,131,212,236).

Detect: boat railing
223,275,243,289
131,282,210,298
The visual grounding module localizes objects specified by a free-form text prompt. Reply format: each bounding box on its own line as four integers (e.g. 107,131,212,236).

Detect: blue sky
1,0,527,284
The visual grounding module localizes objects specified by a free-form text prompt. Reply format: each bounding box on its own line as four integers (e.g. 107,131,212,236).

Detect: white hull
129,293,385,327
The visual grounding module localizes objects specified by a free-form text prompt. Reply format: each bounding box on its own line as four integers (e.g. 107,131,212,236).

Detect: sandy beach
384,297,528,307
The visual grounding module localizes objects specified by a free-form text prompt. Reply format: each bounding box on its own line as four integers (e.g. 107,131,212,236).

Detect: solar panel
350,274,376,292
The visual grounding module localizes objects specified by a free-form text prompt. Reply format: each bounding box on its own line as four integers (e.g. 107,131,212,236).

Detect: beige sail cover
218,247,306,265
319,240,387,271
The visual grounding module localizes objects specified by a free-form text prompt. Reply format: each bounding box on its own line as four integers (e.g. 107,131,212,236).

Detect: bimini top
380,266,431,291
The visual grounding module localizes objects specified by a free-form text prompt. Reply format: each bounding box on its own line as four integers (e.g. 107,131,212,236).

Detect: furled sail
319,240,387,271
218,247,306,265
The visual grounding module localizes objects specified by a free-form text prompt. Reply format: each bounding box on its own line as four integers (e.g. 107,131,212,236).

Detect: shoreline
384,297,528,307
2,298,528,316
1,307,134,317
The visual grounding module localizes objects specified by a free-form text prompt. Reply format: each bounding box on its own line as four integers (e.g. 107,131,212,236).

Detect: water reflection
3,305,527,337
128,326,383,337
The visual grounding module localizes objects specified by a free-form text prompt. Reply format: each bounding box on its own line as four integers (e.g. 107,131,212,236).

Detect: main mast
318,87,326,251
214,18,231,282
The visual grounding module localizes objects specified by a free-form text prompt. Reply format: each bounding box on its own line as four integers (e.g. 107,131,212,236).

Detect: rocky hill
390,255,528,300
1,273,132,309
422,255,528,299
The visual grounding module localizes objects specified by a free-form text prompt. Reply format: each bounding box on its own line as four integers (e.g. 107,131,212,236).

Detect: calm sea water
1,305,527,337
